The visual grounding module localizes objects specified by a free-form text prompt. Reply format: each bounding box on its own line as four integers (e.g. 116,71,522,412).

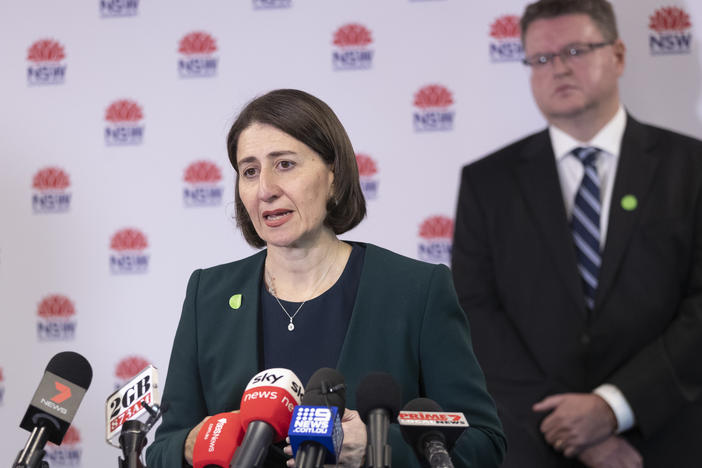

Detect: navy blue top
260,242,365,386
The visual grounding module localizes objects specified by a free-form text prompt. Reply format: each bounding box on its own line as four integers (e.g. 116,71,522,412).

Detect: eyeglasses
522,41,615,67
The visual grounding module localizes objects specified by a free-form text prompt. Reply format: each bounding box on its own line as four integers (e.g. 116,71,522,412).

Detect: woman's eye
242,167,257,178
278,160,295,170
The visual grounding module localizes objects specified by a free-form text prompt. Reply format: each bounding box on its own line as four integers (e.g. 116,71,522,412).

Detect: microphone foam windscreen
302,368,346,417
46,351,93,389
400,397,446,448
403,397,443,412
356,372,402,423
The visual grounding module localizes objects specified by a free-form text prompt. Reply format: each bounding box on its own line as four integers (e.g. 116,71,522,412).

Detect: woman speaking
146,89,505,468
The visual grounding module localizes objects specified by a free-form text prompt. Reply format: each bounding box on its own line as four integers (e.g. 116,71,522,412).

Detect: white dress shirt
549,105,626,247
548,105,635,433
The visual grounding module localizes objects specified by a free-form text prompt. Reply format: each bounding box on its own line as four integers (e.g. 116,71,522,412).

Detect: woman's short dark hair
226,89,367,248
520,0,619,44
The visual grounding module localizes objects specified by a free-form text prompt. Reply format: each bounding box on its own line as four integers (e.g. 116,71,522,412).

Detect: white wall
1,0,699,465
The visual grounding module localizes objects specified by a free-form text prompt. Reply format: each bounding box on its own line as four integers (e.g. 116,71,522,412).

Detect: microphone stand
365,409,392,468
13,425,50,468
117,401,167,468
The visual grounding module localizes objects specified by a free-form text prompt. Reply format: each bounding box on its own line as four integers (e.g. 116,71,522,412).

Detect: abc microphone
356,372,402,468
288,368,346,468
14,351,93,468
230,368,304,468
398,398,470,468
192,412,244,468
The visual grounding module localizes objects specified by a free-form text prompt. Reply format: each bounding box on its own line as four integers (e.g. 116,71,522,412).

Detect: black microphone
292,368,346,468
356,372,401,468
118,401,168,468
14,351,93,468
398,398,469,468
118,420,147,468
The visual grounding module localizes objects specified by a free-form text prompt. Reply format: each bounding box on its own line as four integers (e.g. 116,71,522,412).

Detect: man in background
452,0,702,466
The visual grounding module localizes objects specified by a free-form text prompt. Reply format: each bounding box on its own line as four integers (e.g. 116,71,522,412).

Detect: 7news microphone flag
14,351,93,468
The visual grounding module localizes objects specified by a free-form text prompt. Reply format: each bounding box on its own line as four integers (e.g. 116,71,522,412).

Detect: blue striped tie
571,147,601,311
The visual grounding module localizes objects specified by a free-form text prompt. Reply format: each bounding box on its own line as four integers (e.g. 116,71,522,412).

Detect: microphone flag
288,405,343,464
105,365,160,447
193,412,244,468
239,368,304,442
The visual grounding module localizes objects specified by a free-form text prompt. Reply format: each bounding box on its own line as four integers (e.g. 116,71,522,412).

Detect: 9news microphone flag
288,367,346,468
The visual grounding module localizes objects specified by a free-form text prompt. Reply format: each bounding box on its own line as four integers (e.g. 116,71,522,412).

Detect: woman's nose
257,168,280,201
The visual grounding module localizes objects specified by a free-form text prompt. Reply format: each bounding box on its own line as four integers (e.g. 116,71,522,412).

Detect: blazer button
580,333,591,345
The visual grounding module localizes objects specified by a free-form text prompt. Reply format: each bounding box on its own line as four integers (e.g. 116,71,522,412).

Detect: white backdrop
1,0,700,465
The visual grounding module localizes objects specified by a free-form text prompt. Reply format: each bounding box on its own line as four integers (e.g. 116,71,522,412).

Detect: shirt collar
549,105,627,161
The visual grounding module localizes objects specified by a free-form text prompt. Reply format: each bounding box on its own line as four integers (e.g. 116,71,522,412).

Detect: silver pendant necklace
265,245,338,332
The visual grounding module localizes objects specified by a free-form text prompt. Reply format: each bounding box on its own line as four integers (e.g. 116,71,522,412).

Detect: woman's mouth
263,210,293,226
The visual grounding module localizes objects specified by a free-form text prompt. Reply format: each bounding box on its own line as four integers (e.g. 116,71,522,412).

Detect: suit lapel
596,116,660,310
514,131,586,316
223,251,265,403
335,243,385,409
336,243,373,377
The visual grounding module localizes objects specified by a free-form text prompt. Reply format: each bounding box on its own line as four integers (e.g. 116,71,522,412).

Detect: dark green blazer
146,242,506,467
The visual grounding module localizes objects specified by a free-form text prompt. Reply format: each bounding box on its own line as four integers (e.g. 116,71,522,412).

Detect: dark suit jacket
452,116,702,468
146,242,506,468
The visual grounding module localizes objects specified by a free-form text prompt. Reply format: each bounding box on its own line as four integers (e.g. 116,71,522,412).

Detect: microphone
117,400,168,468
398,398,469,468
193,412,244,468
289,368,346,468
356,372,402,468
14,351,93,468
230,368,304,468
105,364,160,447
104,364,163,468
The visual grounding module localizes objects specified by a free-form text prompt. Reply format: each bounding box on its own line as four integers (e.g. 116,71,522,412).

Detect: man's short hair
226,89,366,249
520,0,619,44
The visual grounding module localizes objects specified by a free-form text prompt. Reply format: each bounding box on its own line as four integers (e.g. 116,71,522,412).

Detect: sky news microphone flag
230,368,304,468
